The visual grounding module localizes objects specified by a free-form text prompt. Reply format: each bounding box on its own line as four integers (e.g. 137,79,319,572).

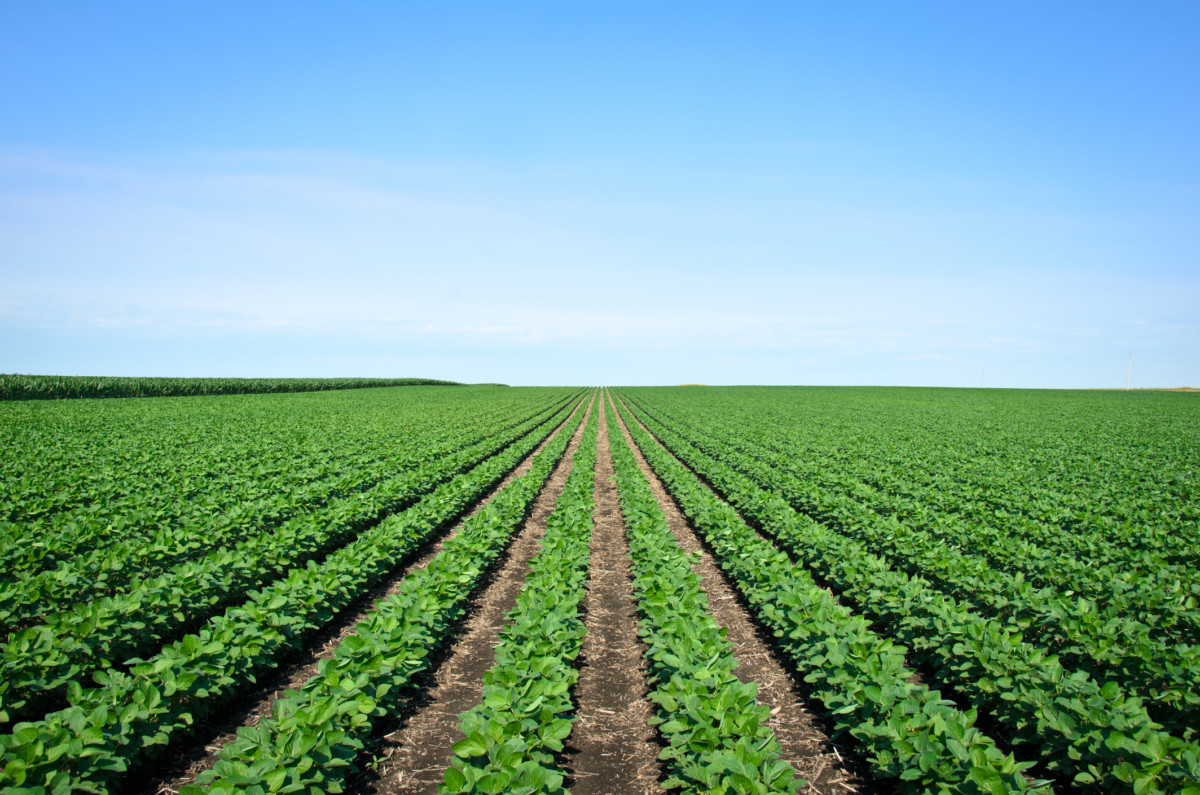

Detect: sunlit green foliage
617,386,1200,794
0,387,582,793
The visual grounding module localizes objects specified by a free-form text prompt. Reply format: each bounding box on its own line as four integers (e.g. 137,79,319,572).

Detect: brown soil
357,392,596,795
609,391,866,794
562,395,663,795
133,394,589,795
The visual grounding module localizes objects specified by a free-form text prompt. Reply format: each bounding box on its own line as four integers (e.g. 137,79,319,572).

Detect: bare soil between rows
611,391,870,794
561,394,663,794
131,388,876,795
132,393,589,795
354,392,596,794
612,396,1048,784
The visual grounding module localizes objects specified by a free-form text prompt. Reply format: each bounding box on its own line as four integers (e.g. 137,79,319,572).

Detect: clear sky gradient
2,2,1197,387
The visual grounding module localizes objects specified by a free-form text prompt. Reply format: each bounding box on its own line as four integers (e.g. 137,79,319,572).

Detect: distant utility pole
1127,352,1132,390
980,370,984,389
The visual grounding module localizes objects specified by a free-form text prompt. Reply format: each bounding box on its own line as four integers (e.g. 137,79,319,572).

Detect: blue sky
2,2,1197,387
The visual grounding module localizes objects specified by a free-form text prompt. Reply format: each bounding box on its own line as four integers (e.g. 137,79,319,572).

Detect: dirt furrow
563,395,663,795
355,392,596,795
609,391,866,795
134,393,589,795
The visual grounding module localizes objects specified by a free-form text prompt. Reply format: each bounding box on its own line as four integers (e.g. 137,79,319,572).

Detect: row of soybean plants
629,387,1193,564
601,393,799,794
0,396,573,648
0,384,455,528
616,392,1200,795
609,394,1047,795
442,392,798,795
187,393,595,794
621,388,1200,642
177,390,791,795
195,390,796,795
0,391,586,793
619,388,1200,736
0,389,582,728
0,387,567,608
0,384,531,544
631,387,1198,602
440,401,601,794
622,388,1198,632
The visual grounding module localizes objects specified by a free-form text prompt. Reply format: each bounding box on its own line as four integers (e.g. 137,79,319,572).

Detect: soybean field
0,384,1196,795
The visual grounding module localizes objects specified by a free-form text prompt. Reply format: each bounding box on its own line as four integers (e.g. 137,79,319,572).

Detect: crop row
876,391,1190,542
0,390,563,582
442,405,600,794
618,395,1200,794
0,386,553,568
627,393,1200,644
0,393,582,728
0,393,590,794
622,394,1200,736
771,438,1200,645
0,395,574,633
609,395,1044,794
185,394,592,794
605,393,798,794
2,394,328,527
623,388,1197,595
794,443,1197,589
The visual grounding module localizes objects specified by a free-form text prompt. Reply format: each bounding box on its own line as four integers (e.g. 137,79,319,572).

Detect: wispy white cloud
3,148,1198,386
